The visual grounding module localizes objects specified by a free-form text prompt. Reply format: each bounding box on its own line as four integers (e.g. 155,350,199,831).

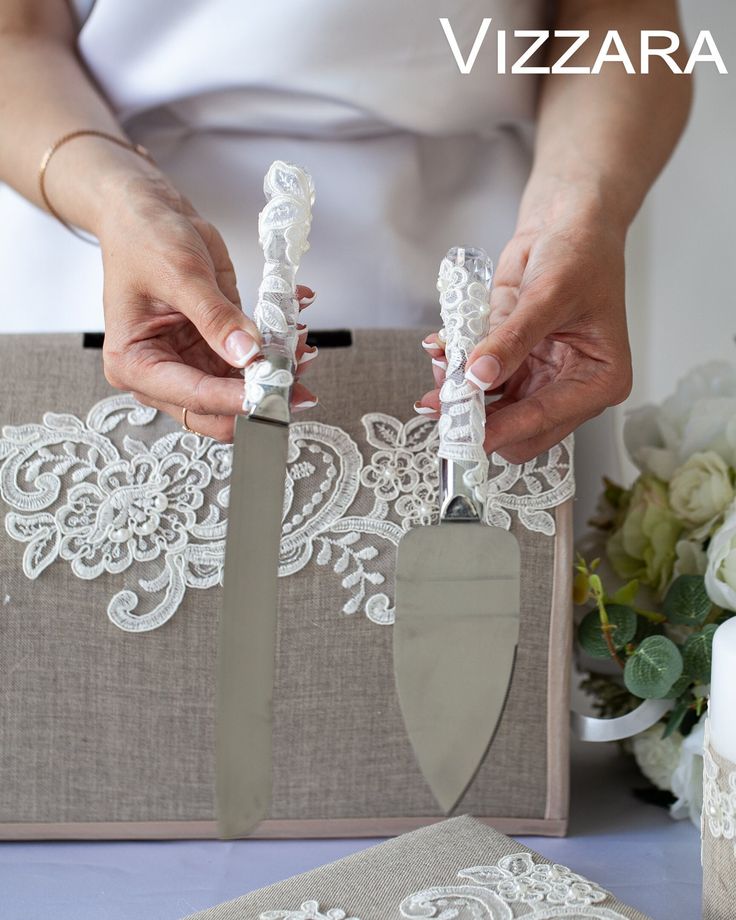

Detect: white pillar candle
709,616,736,763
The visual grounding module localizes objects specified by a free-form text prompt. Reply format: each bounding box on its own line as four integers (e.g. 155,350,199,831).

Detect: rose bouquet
575,361,736,822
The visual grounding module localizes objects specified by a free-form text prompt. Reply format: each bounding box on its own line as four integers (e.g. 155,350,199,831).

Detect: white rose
670,713,707,827
673,538,708,578
705,504,736,610
623,362,736,479
631,724,682,792
669,451,734,527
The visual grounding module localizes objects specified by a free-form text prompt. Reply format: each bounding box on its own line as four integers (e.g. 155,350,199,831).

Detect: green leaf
578,604,638,659
610,579,639,607
682,624,719,683
663,674,692,700
663,699,689,738
624,635,684,699
663,575,711,626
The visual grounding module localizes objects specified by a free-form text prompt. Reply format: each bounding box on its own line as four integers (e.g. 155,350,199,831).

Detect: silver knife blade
394,520,520,814
216,161,314,837
216,414,288,837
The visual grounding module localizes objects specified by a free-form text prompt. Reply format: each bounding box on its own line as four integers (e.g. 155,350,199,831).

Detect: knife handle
436,246,493,521
243,160,315,423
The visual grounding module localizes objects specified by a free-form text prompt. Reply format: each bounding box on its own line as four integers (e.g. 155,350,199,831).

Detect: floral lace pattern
259,854,625,920
400,854,626,920
261,902,359,920
702,727,736,857
0,397,573,632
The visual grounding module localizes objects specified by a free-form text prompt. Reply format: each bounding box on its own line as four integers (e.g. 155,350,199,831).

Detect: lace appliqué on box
261,903,360,920
400,853,628,919
260,853,626,920
0,397,573,632
702,727,736,858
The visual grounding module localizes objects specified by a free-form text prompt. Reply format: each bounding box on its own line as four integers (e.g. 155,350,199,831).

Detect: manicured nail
299,291,316,306
293,397,319,410
225,330,259,367
422,339,442,353
431,358,448,370
465,355,501,391
413,402,437,415
298,346,319,365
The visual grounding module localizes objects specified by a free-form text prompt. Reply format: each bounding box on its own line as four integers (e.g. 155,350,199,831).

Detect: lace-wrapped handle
243,160,315,422
436,247,493,519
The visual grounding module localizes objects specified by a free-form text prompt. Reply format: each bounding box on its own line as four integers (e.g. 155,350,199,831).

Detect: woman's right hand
98,172,318,441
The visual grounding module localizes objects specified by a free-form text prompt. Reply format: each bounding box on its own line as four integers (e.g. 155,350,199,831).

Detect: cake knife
216,161,314,838
394,246,521,815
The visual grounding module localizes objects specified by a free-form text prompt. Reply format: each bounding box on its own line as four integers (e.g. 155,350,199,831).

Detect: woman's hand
416,198,632,464
98,173,317,441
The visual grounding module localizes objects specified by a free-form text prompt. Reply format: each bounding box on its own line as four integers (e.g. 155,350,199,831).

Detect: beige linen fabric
183,815,652,920
702,731,736,919
0,333,570,833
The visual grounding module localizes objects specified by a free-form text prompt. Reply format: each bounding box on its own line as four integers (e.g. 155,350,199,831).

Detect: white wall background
572,0,736,529
622,0,736,447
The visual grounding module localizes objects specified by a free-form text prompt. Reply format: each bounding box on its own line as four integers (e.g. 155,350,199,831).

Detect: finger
174,276,263,370
431,358,446,388
296,285,316,309
421,332,445,360
413,388,441,418
465,282,566,393
491,419,580,465
481,377,606,456
296,345,318,375
120,347,246,416
292,381,319,411
132,391,236,442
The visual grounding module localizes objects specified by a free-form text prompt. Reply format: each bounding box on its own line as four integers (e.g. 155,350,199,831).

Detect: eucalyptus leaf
624,635,683,699
578,604,638,659
682,624,719,684
663,575,711,626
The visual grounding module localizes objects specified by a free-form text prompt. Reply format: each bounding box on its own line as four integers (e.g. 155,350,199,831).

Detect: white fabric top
0,0,544,332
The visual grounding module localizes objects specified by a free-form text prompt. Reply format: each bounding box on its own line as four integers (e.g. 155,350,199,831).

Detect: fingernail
413,402,437,416
298,346,318,365
465,355,501,391
422,339,442,353
431,358,448,370
294,397,319,410
298,291,316,306
225,330,259,367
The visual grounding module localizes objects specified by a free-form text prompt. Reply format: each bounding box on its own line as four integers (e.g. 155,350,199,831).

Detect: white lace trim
0,396,573,632
400,854,627,919
245,160,314,411
261,903,359,920
259,854,626,920
436,250,492,495
703,724,736,858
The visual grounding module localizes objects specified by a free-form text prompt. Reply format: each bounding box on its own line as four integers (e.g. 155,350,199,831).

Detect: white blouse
0,0,544,332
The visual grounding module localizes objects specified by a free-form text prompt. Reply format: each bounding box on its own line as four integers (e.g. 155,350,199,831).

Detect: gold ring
182,407,194,433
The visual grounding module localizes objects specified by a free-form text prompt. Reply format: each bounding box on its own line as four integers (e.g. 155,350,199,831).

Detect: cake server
216,161,314,838
394,246,521,815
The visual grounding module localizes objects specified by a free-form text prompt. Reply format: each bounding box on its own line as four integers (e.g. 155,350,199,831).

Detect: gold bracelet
38,129,156,244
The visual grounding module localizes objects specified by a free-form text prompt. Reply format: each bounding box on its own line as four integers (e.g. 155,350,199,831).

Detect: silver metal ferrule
439,457,483,522
247,348,293,426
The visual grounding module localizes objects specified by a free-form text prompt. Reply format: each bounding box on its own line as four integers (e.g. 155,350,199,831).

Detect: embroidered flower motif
260,901,360,920
459,855,607,907
0,398,574,631
702,729,736,852
400,854,626,920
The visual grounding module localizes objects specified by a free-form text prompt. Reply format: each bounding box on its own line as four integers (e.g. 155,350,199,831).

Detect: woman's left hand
415,204,633,464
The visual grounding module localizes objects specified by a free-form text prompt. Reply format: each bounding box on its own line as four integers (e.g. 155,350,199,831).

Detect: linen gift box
0,331,574,839
183,815,651,920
